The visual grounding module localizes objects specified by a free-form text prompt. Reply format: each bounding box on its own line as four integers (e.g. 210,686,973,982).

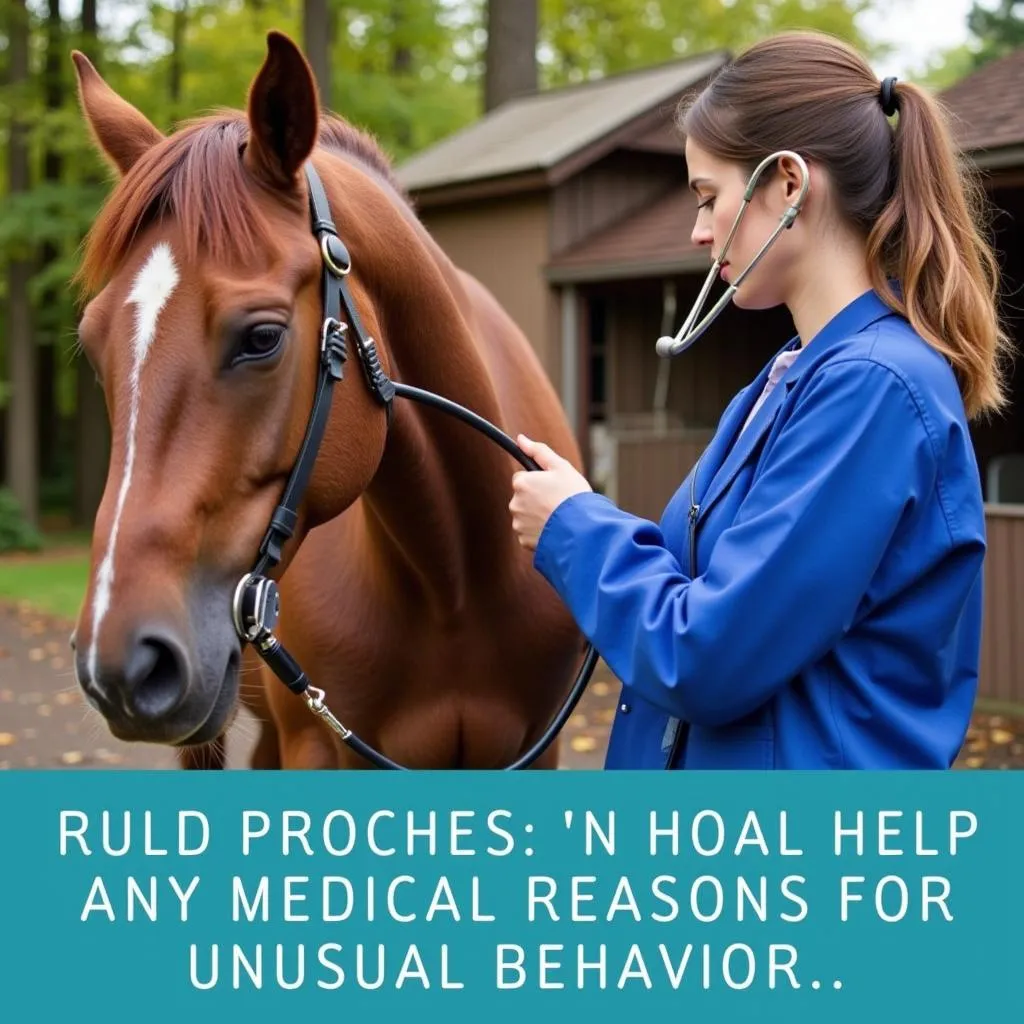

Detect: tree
485,0,538,111
72,0,110,529
304,0,334,109
4,0,37,527
968,0,1024,65
538,0,878,86
38,0,64,486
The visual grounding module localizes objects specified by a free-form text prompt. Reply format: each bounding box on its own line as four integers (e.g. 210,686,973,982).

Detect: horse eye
233,324,286,366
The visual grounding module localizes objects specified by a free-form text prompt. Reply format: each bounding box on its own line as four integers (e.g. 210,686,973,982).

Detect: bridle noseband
231,164,598,770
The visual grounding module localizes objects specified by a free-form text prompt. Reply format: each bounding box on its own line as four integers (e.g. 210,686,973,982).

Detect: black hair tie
880,76,899,117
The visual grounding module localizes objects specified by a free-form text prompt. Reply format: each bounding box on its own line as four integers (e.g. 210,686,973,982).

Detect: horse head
70,33,391,746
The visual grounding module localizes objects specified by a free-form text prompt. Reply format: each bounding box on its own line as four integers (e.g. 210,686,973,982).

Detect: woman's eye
233,324,286,366
697,197,716,211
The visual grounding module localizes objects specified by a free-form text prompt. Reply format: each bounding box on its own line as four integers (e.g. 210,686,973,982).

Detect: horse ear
244,32,320,188
71,51,164,175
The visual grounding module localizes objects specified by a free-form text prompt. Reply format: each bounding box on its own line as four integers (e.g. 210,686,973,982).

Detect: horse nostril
125,634,189,721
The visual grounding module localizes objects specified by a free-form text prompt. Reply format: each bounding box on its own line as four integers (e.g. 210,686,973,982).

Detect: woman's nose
691,221,713,248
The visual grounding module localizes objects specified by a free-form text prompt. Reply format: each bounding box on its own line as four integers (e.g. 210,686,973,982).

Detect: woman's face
684,138,806,311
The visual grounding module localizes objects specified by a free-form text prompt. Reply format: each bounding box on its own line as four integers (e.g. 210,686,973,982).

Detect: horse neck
340,169,520,614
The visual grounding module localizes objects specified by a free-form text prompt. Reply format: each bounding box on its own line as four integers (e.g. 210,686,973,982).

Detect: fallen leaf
568,713,588,729
963,756,985,769
0,690,12,702
991,728,1013,746
597,708,616,725
37,705,52,718
0,733,15,747
95,749,124,765
28,648,45,662
591,681,610,697
570,736,597,753
0,646,9,659
54,691,78,706
61,751,84,765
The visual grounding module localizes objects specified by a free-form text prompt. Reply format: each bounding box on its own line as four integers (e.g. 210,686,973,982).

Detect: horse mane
77,109,406,296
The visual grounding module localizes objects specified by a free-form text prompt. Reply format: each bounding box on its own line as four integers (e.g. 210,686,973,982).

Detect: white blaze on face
87,242,180,683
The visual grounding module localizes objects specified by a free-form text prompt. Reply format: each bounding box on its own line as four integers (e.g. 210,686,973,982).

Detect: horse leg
278,723,341,769
248,716,281,769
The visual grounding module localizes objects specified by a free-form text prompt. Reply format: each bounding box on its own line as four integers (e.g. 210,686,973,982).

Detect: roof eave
545,252,710,284
968,142,1024,171
407,169,550,210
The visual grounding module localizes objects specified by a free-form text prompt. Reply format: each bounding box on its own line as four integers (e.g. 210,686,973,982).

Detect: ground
1,600,1021,771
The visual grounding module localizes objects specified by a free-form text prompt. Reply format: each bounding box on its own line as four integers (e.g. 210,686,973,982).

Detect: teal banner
0,771,1017,1020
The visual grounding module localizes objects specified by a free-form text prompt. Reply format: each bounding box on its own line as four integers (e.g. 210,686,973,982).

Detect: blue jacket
534,290,985,769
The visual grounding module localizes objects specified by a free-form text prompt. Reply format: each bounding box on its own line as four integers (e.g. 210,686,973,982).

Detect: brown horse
69,31,586,770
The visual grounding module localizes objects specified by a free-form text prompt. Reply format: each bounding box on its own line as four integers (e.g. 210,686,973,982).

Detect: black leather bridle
230,164,598,770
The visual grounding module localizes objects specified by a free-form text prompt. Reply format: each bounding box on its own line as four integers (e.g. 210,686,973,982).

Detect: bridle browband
231,163,598,770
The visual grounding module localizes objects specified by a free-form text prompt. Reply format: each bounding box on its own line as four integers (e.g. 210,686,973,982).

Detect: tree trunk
73,0,110,530
5,0,38,526
391,1,412,151
170,0,188,119
485,0,538,112
303,0,332,111
38,0,64,485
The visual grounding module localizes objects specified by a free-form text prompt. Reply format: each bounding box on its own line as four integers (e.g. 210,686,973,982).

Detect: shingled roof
395,51,727,199
546,188,705,282
940,47,1024,159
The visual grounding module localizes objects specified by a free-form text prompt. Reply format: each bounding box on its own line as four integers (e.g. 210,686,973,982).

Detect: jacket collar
692,289,898,522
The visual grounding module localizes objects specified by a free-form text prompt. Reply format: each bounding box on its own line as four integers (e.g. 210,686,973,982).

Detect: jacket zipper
666,453,702,770
688,453,702,577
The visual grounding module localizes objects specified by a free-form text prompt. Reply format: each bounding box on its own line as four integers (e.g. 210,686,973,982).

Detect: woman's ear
777,153,810,207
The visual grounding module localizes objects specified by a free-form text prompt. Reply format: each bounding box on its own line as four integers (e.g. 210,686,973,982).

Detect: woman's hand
509,434,593,551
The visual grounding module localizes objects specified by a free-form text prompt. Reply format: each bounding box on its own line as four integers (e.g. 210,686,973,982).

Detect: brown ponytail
680,30,1012,420
867,80,1010,418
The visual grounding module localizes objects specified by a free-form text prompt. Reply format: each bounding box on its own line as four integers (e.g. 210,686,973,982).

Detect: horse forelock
77,110,405,297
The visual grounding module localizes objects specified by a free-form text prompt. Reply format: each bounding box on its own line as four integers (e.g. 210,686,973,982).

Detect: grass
0,553,90,622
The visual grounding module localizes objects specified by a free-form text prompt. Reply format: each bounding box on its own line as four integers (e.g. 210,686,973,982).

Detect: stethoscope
656,150,811,358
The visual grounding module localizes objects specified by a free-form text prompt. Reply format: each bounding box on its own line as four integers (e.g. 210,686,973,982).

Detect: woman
508,31,1011,770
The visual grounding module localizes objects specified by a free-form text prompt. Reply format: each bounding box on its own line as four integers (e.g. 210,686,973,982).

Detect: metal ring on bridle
321,235,351,276
655,150,811,359
232,573,257,641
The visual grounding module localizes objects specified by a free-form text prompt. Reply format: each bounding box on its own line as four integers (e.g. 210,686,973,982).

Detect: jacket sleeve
532,358,941,727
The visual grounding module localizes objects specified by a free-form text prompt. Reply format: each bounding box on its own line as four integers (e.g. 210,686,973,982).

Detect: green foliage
915,44,982,90
538,0,879,86
968,0,1024,66
909,1,1022,90
0,487,43,553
